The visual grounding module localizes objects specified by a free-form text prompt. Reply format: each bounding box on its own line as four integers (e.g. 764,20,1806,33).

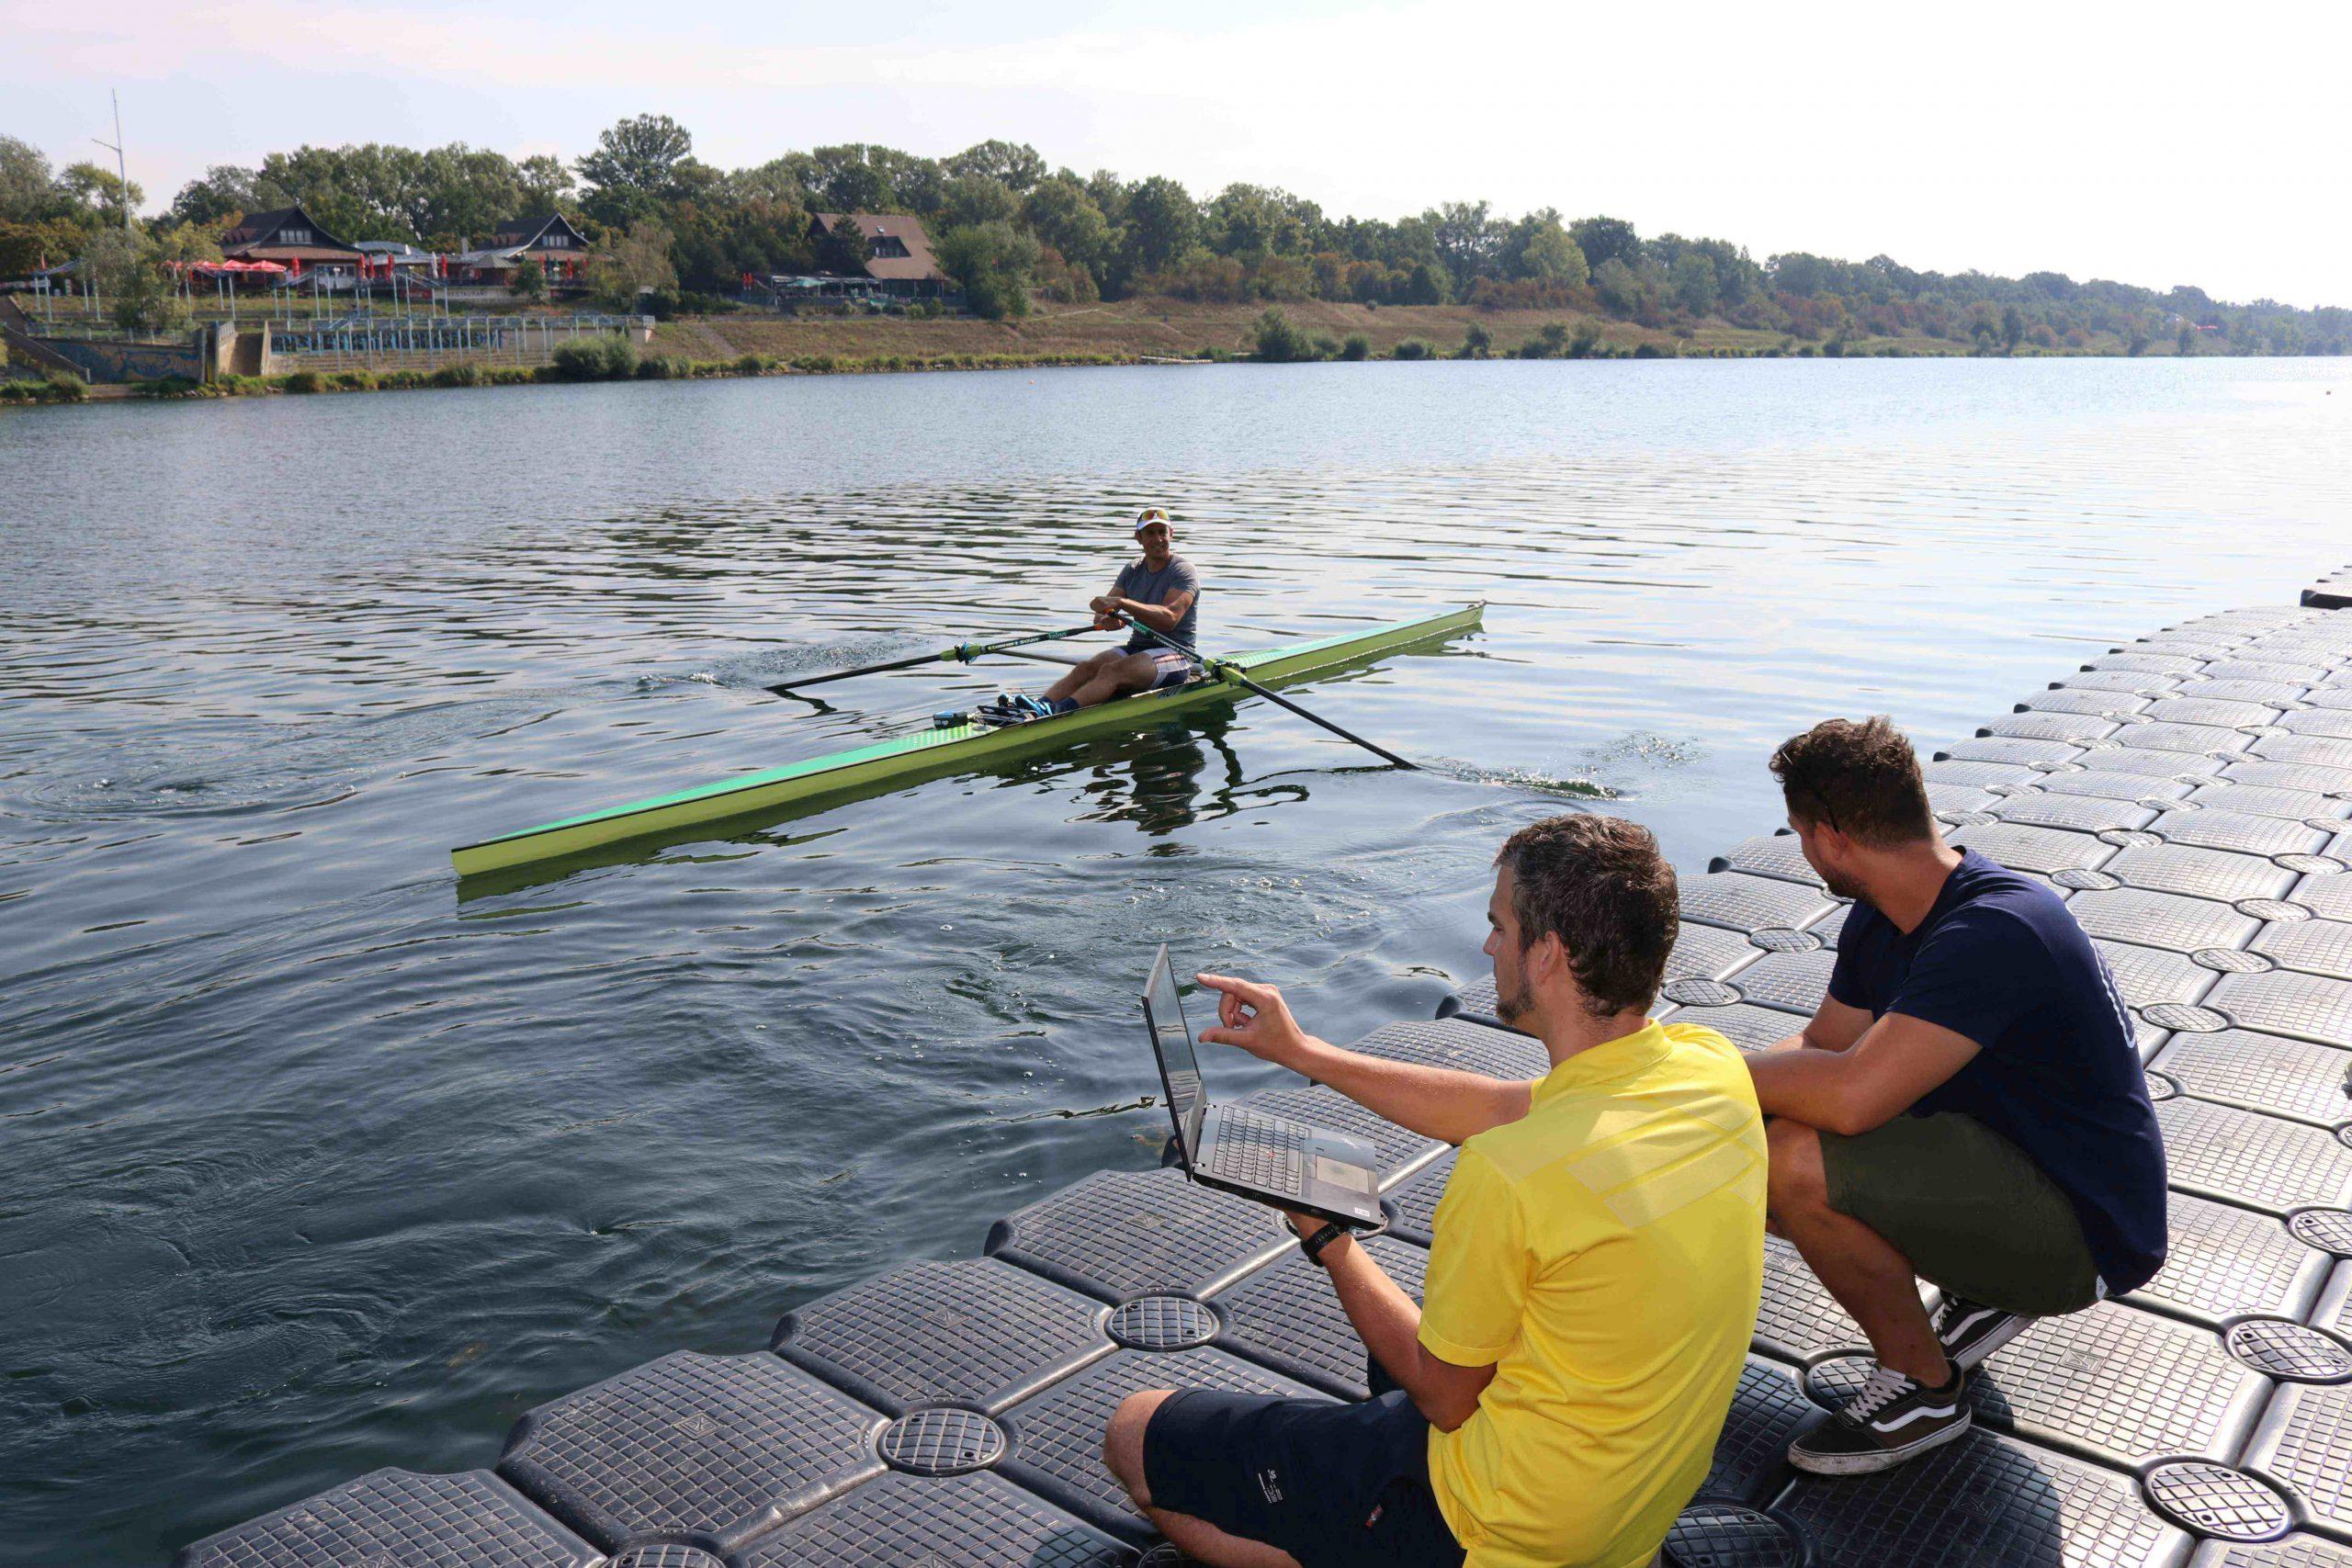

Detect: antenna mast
93,90,130,235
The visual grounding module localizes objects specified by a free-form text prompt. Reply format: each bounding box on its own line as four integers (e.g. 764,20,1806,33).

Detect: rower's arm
1113,588,1193,634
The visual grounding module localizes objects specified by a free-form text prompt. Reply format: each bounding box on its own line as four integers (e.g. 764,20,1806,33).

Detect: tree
415,144,530,239
1018,175,1113,284
2000,304,2027,353
0,137,54,222
60,161,143,227
1510,211,1588,286
793,144,909,215
1592,256,1640,316
85,229,182,334
518,154,574,212
671,197,809,293
941,174,1018,231
1569,216,1641,272
1206,184,1317,258
1672,252,1718,316
588,219,679,309
510,258,549,303
2177,322,2197,356
720,159,808,208
169,164,264,226
942,140,1046,194
1428,199,1500,294
1119,175,1198,279
1402,260,1448,305
934,220,1039,320
0,216,85,276
1251,306,1316,361
576,115,695,222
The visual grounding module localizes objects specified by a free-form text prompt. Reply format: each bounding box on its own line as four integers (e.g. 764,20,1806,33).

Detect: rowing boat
451,602,1483,879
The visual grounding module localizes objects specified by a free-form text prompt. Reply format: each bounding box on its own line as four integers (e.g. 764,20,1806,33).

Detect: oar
764,625,1098,694
1124,620,1419,770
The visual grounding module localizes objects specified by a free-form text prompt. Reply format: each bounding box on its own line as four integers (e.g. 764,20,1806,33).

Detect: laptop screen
1143,946,1204,1152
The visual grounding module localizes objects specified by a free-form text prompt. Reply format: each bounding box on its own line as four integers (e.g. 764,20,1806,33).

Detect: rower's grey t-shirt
1115,555,1201,652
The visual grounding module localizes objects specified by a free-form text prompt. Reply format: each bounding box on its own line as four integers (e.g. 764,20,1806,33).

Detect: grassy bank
650,294,2165,364
2,292,2206,411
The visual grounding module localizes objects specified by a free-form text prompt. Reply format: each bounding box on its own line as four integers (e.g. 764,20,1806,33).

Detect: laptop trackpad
1313,1154,1374,1193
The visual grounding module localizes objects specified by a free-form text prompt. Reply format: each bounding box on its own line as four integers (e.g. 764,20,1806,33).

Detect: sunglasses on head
1781,760,1842,834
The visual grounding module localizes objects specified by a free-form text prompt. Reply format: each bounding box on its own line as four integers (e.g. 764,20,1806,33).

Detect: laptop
1141,944,1383,1227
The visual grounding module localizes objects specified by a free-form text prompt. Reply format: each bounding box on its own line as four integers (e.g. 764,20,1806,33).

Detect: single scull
451,602,1482,879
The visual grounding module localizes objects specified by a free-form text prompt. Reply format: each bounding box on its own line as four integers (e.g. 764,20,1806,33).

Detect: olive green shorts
1820,1111,2103,1317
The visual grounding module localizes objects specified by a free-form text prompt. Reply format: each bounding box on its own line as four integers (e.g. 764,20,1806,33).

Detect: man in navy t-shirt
1745,716,2166,1477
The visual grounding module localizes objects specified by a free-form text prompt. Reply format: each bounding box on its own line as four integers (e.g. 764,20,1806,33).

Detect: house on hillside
220,206,366,278
808,211,951,299
450,214,595,291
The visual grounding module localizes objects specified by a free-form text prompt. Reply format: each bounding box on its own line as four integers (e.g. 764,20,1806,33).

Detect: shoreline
2,296,2259,410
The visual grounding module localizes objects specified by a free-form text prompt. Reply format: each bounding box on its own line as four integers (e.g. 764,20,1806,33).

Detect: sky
6,0,2346,308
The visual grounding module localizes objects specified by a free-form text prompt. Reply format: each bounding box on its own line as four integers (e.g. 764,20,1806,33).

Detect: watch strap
1299,1221,1347,1265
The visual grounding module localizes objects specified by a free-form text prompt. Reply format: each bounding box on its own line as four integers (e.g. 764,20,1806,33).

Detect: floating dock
183,567,2352,1568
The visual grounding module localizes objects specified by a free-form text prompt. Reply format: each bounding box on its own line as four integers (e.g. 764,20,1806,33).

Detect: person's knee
1103,1389,1174,1502
1765,1116,1830,1221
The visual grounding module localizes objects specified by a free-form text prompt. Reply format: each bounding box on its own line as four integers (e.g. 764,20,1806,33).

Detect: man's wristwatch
1295,1220,1347,1267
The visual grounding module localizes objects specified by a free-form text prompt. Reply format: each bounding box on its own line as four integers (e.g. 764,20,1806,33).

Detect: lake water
4,357,2350,1564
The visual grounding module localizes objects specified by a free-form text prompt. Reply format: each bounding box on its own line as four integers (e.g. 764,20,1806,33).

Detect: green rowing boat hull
451,602,1483,878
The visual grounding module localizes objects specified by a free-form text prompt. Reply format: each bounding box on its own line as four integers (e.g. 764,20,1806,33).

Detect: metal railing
266,313,639,364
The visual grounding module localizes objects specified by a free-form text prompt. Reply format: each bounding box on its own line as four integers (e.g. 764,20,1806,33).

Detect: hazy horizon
8,0,2345,310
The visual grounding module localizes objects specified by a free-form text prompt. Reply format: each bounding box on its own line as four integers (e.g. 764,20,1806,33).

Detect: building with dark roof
451,214,594,290
808,212,950,298
220,206,366,276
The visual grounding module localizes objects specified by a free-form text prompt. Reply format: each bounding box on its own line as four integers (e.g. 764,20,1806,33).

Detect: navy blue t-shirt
1827,849,2168,1296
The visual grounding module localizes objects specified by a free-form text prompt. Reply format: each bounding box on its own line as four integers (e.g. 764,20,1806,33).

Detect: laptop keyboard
1203,1107,1309,1193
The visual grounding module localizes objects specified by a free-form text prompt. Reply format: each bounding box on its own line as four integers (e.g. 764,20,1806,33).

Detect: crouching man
1102,815,1769,1567
1749,718,2167,1474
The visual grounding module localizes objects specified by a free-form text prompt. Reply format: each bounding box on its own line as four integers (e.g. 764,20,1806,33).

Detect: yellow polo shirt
1419,1021,1767,1568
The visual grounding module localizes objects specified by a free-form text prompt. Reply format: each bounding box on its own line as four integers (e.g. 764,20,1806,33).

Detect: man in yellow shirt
1102,816,1769,1567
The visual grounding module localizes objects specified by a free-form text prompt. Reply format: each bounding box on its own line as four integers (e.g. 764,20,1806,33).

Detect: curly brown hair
1770,716,1935,847
1495,815,1678,1019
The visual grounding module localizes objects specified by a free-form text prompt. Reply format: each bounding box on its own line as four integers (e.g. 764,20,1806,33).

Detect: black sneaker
1934,1293,2031,1371
1788,1363,1971,1476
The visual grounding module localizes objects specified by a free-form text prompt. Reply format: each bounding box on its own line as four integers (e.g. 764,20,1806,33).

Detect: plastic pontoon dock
182,566,2352,1568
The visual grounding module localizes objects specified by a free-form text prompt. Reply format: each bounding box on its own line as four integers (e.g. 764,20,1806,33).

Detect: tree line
2,116,2344,355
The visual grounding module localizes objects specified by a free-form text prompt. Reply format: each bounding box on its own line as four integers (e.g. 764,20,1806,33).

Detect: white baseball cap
1133,506,1171,533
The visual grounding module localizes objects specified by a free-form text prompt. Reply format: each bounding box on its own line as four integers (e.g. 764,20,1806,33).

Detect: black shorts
1142,1387,1463,1568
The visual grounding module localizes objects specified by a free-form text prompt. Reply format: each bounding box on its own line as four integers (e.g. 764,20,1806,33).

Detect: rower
988,507,1202,717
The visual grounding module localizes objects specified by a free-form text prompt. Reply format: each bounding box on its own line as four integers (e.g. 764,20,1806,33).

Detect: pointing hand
1195,973,1309,1066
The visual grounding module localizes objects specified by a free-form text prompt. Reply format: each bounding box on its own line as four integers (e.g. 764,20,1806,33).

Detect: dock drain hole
2141,1461,2292,1542
2193,948,2276,974
2224,1317,2352,1383
609,1549,730,1568
878,1408,1007,1476
2289,1208,2352,1257
2141,1003,2231,1032
1747,929,1821,954
1108,1296,1221,1351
